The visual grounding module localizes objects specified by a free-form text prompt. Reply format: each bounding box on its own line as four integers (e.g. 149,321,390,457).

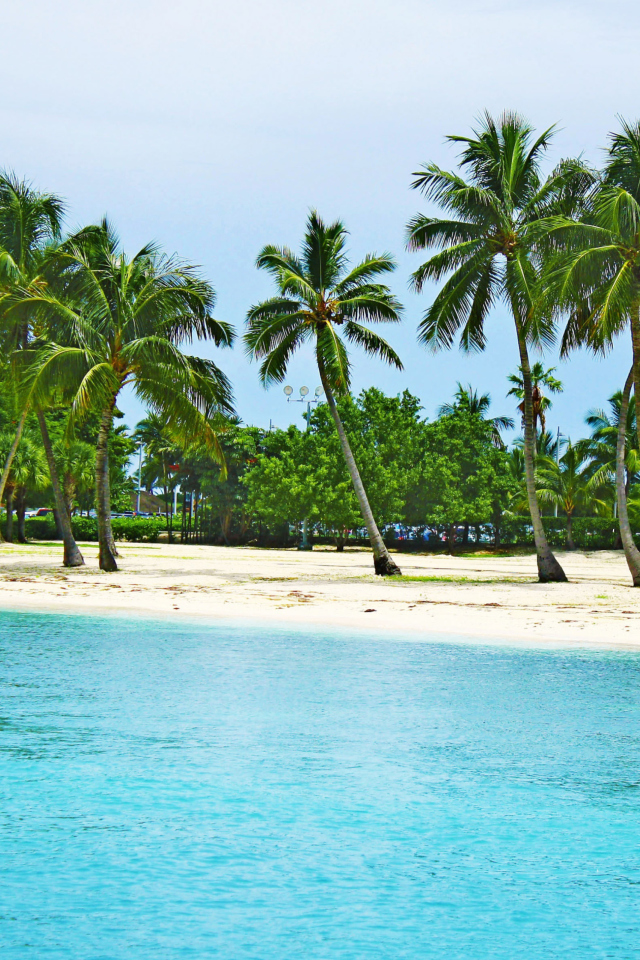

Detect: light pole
284,384,323,550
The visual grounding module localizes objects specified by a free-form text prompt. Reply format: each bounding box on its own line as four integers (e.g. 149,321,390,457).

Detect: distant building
130,490,166,515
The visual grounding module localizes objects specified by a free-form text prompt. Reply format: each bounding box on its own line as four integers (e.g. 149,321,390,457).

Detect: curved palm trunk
36,412,85,568
0,406,29,543
515,323,567,582
318,367,401,576
96,404,118,572
616,368,640,586
632,311,640,451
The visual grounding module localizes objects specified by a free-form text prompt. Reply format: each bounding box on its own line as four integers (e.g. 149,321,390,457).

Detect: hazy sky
4,0,640,439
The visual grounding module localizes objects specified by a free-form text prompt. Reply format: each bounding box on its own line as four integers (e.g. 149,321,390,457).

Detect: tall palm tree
539,119,640,582
244,211,403,576
506,362,563,435
0,172,85,565
437,382,514,447
21,220,235,571
406,111,592,582
536,441,600,549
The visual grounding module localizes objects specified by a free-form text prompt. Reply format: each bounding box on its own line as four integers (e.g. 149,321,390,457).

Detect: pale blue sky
3,0,640,439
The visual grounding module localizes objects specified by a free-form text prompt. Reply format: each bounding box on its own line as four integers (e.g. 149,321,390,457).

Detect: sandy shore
1,540,639,650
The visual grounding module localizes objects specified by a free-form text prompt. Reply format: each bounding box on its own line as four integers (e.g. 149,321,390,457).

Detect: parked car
25,507,54,518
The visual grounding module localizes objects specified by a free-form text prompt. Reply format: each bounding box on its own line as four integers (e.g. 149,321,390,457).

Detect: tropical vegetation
2,113,640,585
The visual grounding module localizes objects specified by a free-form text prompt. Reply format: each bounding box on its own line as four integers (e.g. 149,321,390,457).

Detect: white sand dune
1,541,639,650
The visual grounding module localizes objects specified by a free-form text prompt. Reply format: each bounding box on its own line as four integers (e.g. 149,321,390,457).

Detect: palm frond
343,322,403,369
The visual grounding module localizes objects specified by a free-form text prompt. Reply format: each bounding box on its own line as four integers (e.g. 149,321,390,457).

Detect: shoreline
1,541,639,652
3,598,640,655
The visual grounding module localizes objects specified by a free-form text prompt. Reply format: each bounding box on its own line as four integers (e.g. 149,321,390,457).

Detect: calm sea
1,610,639,958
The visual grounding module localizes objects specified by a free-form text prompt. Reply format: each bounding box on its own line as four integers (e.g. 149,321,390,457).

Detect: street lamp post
284,384,323,550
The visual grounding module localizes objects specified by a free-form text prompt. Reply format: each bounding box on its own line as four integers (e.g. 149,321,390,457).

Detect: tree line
2,111,640,584
130,380,638,551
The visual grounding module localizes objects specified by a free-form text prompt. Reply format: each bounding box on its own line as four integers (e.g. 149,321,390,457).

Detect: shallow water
1,610,640,959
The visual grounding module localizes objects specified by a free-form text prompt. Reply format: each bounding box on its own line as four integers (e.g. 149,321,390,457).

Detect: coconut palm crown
537,119,640,584
406,111,593,583
507,362,563,435
540,119,640,450
20,220,235,571
244,211,404,575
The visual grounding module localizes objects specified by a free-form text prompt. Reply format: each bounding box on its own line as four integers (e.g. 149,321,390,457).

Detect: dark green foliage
243,389,426,545
500,517,635,550
405,412,515,534
24,515,164,542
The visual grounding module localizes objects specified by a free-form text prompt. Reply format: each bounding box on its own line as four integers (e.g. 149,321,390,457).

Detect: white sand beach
1,541,639,649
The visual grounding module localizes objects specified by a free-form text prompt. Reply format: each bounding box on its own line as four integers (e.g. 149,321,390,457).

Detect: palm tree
8,434,49,542
437,382,514,447
133,413,183,540
0,172,85,566
579,390,639,508
56,439,96,518
244,211,403,576
506,362,563,434
21,220,235,571
539,120,640,582
406,111,592,582
536,441,600,549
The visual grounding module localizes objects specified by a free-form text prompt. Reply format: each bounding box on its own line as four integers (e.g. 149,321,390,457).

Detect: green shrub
24,516,58,540
24,515,164,543
111,517,164,542
71,516,98,540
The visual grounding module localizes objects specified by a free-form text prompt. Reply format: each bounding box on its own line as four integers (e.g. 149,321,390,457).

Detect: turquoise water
1,611,640,959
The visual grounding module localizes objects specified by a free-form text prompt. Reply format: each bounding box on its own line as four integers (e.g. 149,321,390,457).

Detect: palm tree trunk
616,368,640,585
96,404,118,572
318,367,401,576
37,411,85,568
539,409,546,436
16,489,27,543
566,513,576,551
0,406,29,543
447,522,456,555
5,484,14,542
632,310,640,451
515,323,567,582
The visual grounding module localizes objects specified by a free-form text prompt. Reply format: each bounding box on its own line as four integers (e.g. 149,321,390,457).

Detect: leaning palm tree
438,383,513,448
0,172,85,565
21,220,235,571
244,211,403,575
406,111,593,582
507,362,563,435
539,120,640,582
